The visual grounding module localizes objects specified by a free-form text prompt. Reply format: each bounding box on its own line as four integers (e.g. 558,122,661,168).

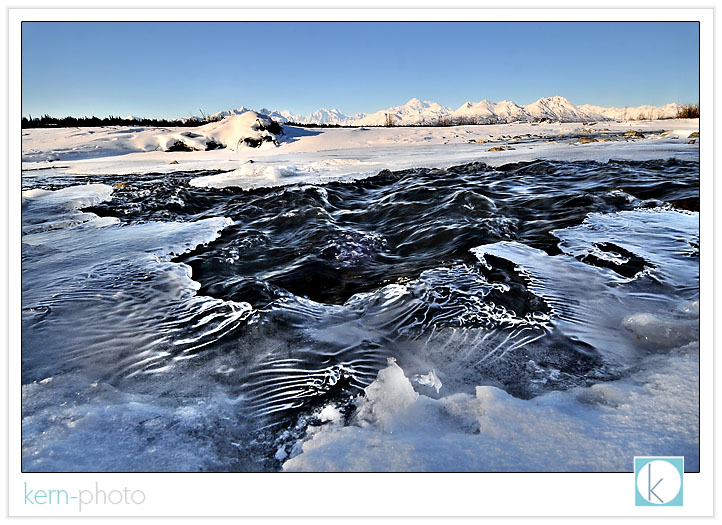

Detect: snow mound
157,112,282,152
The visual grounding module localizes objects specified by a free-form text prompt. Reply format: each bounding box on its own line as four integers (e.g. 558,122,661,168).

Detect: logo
634,457,684,506
23,482,146,513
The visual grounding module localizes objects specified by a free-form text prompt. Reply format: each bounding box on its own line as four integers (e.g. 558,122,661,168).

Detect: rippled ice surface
21,159,699,472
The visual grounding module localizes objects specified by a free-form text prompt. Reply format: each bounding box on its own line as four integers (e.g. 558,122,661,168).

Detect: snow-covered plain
22,118,699,189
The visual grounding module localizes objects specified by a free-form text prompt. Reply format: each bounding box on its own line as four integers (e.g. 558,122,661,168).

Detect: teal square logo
634,457,684,506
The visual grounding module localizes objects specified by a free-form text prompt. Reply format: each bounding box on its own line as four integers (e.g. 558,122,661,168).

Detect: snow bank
22,119,699,185
283,345,699,472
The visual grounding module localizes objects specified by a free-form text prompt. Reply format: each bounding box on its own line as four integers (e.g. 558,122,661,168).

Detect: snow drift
157,111,283,151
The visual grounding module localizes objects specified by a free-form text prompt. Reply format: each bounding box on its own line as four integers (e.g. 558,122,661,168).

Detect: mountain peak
199,95,680,126
405,97,424,107
532,95,574,106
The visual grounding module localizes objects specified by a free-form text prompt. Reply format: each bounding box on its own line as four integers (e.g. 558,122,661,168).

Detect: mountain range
179,96,684,126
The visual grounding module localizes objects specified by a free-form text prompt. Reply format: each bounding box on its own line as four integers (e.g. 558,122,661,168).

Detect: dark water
77,159,699,305
21,159,700,471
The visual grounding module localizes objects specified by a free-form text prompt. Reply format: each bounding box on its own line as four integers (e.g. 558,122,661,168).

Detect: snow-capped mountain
297,108,351,125
348,98,452,126
202,106,362,125
181,96,685,126
208,106,254,120
577,103,679,121
524,95,596,122
451,99,530,123
452,99,497,122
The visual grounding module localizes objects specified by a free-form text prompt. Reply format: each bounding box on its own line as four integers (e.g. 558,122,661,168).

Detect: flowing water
21,159,700,472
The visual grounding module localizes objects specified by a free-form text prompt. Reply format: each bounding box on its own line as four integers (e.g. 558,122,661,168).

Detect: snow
352,98,453,126
578,103,680,121
296,108,352,125
20,106,700,475
158,111,280,151
524,95,596,121
22,371,254,472
279,206,699,472
22,118,699,190
282,344,699,472
453,99,497,120
177,95,683,127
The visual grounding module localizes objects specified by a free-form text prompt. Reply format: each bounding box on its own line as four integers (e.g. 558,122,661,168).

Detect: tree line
21,114,212,129
676,104,700,119
23,104,700,130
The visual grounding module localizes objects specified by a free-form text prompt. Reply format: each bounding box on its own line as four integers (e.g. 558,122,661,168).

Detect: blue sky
22,22,699,119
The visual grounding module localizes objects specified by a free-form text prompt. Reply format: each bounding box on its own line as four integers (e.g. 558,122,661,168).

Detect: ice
471,209,698,366
22,183,118,233
22,183,114,208
551,208,699,292
20,119,700,473
283,343,699,472
22,184,251,384
22,372,256,472
189,163,313,189
21,185,263,471
281,207,699,472
355,359,419,432
621,312,699,349
412,369,443,394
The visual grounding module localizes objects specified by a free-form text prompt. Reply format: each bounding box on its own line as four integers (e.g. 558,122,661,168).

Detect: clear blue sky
22,21,699,119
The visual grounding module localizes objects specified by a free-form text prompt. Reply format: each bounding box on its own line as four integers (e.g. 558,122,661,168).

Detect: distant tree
384,113,394,127
677,104,700,119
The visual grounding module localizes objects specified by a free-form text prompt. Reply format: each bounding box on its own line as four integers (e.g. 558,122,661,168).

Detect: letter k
648,464,664,503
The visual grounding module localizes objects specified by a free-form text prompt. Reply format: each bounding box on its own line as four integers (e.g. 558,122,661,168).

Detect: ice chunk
283,346,699,472
356,358,419,432
412,369,443,393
